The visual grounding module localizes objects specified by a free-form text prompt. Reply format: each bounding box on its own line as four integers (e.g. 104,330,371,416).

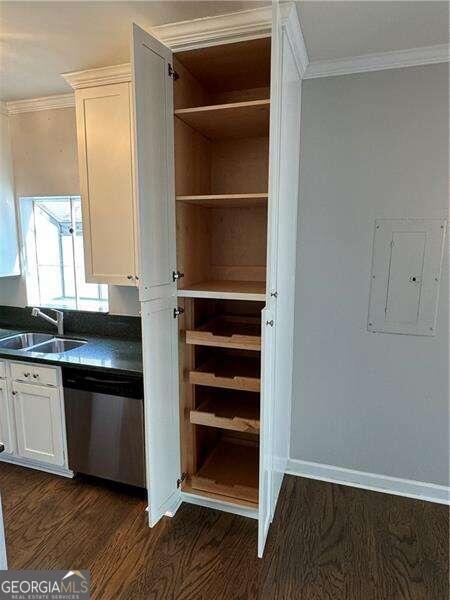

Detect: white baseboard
286,458,449,505
0,454,74,479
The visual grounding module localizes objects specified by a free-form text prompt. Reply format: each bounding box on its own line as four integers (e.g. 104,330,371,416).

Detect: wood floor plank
0,463,447,600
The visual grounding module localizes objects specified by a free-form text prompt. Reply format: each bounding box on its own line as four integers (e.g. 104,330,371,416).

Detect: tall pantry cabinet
134,3,304,556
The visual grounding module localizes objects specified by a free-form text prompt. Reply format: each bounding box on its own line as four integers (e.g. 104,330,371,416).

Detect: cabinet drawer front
10,362,59,387
0,362,5,380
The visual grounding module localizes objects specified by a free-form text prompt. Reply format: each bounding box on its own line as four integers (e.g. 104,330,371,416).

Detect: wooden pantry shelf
189,355,260,392
186,315,261,351
174,99,270,140
176,193,268,208
178,280,266,301
191,392,260,433
190,439,259,504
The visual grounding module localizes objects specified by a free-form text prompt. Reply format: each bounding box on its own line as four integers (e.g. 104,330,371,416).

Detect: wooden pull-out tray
186,315,261,351
189,355,260,392
190,392,260,433
190,439,259,504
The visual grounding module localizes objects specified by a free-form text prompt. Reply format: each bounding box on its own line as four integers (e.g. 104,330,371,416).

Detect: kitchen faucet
31,307,64,336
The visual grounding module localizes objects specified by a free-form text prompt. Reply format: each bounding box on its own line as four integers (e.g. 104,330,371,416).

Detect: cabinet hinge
177,472,187,488
168,64,179,81
172,270,184,282
173,307,185,319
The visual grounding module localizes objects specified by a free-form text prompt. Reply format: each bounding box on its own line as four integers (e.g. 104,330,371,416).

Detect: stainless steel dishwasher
63,368,146,488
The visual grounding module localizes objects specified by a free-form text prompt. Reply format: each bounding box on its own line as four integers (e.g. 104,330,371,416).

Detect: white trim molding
281,2,309,77
304,44,450,79
286,458,450,505
152,6,272,51
6,93,75,115
62,63,131,90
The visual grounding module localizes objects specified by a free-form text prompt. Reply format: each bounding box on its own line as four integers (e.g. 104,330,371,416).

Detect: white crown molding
304,43,450,79
152,6,272,51
281,2,309,78
62,63,131,90
286,458,450,505
6,93,75,115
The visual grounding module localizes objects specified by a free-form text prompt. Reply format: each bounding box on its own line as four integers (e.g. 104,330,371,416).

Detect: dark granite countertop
0,327,143,376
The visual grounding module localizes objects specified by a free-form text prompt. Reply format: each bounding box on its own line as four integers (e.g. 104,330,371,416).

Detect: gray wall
291,63,449,486
0,107,139,316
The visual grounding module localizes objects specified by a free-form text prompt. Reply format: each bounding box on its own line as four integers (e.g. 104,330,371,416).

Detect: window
21,196,108,312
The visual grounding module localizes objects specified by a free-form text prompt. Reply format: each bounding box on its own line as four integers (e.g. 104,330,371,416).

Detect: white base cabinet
0,360,69,474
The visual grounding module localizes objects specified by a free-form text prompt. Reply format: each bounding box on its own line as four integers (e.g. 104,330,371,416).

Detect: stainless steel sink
0,332,53,350
29,338,87,354
0,332,87,354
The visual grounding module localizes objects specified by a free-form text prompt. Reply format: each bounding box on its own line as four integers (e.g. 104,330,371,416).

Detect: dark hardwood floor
0,462,447,599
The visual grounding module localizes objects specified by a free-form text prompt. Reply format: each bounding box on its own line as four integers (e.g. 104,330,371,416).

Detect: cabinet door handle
266,320,274,327
11,390,17,396
127,275,133,280
24,372,30,378
33,373,40,379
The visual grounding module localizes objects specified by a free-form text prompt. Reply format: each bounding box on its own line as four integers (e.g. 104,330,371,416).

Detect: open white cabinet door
132,23,181,526
258,305,276,557
132,23,177,302
0,494,6,569
258,2,303,557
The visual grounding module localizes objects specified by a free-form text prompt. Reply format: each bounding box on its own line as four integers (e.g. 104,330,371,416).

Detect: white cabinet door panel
258,305,275,558
0,379,13,453
13,382,64,466
132,23,177,301
258,3,302,557
132,23,181,526
141,297,181,525
75,82,137,285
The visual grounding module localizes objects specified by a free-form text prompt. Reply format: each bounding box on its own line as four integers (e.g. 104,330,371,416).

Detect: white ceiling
0,1,268,101
298,1,449,61
1,1,448,101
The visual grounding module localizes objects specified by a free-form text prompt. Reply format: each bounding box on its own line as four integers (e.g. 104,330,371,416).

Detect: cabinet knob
24,372,30,378
270,291,278,298
266,320,274,327
127,275,133,280
33,373,39,379
11,390,17,396
135,275,139,281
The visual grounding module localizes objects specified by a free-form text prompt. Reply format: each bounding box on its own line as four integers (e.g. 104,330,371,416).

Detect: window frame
19,195,109,313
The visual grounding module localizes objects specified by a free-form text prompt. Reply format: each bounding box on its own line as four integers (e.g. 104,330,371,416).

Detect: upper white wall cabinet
63,67,139,286
368,218,447,336
0,111,20,278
